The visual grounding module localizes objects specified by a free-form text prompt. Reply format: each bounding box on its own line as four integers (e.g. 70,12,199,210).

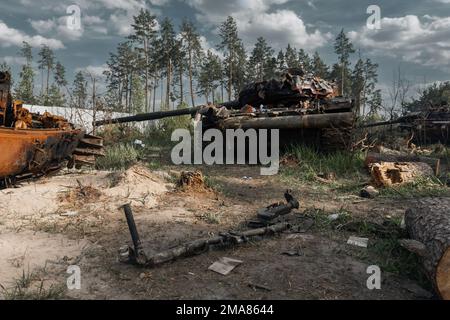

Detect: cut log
365,151,440,175
405,198,450,300
369,161,434,187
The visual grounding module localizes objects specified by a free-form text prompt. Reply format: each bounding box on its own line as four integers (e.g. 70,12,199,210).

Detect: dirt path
0,164,433,300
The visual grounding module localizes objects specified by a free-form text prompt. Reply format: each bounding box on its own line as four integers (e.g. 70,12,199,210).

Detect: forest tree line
2,9,449,120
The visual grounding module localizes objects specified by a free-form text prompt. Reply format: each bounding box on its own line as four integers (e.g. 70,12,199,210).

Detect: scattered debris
360,185,379,199
248,282,272,292
280,154,300,166
316,172,336,183
281,249,303,257
327,213,341,221
120,204,292,267
398,239,427,257
347,236,369,248
177,170,210,192
59,211,79,217
59,180,102,205
208,257,243,275
289,218,314,233
257,190,299,221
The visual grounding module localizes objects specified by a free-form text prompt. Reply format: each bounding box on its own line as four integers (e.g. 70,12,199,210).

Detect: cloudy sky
1,0,450,100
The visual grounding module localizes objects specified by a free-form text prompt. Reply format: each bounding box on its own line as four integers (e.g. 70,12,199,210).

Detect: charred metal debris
0,71,104,189
119,191,307,268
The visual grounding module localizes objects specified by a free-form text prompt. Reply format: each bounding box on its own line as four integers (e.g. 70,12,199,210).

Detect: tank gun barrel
359,113,420,128
94,106,202,127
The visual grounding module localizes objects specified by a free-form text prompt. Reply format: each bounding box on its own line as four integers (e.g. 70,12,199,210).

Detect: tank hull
0,127,84,181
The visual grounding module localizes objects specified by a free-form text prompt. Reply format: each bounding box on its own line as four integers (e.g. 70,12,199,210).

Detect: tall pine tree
15,41,35,103
334,29,355,96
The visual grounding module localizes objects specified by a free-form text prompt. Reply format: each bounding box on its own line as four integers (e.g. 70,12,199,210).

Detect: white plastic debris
347,236,369,248
208,257,243,275
327,213,340,221
60,211,78,217
133,139,145,147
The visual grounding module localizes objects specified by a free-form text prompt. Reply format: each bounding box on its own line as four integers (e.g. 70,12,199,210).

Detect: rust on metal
0,71,104,188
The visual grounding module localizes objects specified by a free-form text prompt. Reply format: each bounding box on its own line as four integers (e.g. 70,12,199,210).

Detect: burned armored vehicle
96,69,355,151
364,102,450,145
0,71,104,188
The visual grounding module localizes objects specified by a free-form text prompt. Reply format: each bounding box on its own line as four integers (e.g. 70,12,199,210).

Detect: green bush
96,144,140,171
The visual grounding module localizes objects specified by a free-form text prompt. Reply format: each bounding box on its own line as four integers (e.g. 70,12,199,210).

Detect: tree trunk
189,50,195,108
179,64,183,106
160,77,164,111
365,152,440,175
166,61,171,110
144,40,149,112
228,51,233,101
405,198,450,299
124,77,129,112
152,77,157,112
46,67,50,96
369,162,434,187
129,73,133,113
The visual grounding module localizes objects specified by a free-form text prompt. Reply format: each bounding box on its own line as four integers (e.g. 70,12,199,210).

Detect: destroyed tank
0,71,104,188
364,102,450,145
95,69,355,150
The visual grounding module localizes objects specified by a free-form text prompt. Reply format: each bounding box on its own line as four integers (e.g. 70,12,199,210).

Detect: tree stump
369,161,433,187
405,198,450,299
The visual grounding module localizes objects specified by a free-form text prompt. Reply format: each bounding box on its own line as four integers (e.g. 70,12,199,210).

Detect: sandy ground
0,164,434,300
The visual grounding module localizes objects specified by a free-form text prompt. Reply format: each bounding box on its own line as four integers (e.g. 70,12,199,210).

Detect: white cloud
238,10,330,50
349,15,450,68
199,35,223,57
76,64,108,79
109,12,135,36
0,56,27,65
185,0,328,51
0,20,64,49
93,0,146,11
29,19,56,33
29,13,108,40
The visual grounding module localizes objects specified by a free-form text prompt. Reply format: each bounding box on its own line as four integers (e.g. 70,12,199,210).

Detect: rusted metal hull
0,127,84,183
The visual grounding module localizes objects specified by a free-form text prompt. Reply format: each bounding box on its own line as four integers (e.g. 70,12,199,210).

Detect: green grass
281,145,366,182
366,237,428,286
304,207,352,232
304,207,429,286
0,270,65,300
203,175,228,194
96,143,140,171
379,176,450,199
